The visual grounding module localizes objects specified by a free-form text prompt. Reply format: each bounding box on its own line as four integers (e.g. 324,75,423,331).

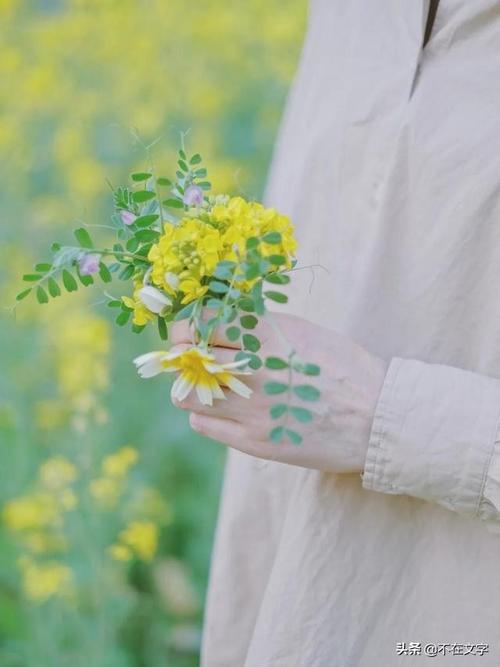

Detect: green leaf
285,428,302,445
174,301,196,321
206,297,224,309
132,190,156,203
270,426,285,443
223,305,237,323
116,311,131,326
194,168,207,178
240,314,258,329
239,297,255,312
264,290,288,304
77,269,93,287
47,277,61,297
62,269,78,292
189,153,202,165
35,263,52,272
131,172,152,182
51,242,61,252
247,353,262,370
293,384,321,401
226,326,241,341
214,261,236,281
16,288,32,301
99,263,112,283
270,403,288,419
163,198,184,209
198,181,211,190
157,177,172,186
268,254,286,266
178,159,188,172
107,300,121,308
23,274,42,282
158,317,168,340
245,264,260,280
74,227,93,249
132,324,146,334
262,232,282,244
36,286,49,304
265,272,290,285
264,381,288,395
242,333,260,352
134,214,159,228
135,229,160,242
265,356,289,370
290,406,313,423
126,237,139,252
208,280,229,294
118,264,135,281
179,149,187,160
302,363,321,376
246,237,259,251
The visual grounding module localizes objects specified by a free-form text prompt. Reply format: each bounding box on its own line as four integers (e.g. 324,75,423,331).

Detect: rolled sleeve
361,356,500,529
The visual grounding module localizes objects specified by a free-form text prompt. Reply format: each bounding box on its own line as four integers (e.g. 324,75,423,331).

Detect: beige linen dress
201,1,500,664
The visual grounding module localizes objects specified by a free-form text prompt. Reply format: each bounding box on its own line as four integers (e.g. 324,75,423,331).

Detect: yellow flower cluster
3,456,78,602
89,446,138,509
148,197,297,304
17,556,73,603
108,520,158,563
122,279,156,327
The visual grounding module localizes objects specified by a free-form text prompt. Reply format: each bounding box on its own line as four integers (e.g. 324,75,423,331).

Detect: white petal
203,361,226,374
223,375,253,399
209,378,226,400
171,372,195,402
195,382,214,406
138,286,171,313
133,351,167,378
221,358,253,370
164,272,180,289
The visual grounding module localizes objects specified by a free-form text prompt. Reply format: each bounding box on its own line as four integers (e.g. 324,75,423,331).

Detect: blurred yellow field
0,2,306,665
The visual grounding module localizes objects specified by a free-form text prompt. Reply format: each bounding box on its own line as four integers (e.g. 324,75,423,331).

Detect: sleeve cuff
361,356,500,521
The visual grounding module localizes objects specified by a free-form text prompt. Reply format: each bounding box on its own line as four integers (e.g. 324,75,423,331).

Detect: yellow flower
122,280,156,326
107,543,132,562
178,278,208,304
39,456,77,491
102,446,138,478
17,556,72,603
3,493,59,532
118,520,158,562
89,477,122,509
134,346,252,406
146,197,297,305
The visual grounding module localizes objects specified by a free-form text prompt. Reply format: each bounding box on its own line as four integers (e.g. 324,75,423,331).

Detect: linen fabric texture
201,1,500,664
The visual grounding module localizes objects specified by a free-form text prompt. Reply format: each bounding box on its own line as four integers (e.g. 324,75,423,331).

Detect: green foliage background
0,1,306,665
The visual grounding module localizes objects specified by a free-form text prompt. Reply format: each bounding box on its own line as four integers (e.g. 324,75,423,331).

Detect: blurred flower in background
0,0,306,665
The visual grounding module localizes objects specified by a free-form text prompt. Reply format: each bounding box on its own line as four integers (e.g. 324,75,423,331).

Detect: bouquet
18,145,320,444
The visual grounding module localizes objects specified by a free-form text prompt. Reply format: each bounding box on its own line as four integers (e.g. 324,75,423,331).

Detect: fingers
189,412,246,447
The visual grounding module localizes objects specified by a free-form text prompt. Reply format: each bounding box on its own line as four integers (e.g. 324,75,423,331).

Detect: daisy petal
172,372,196,402
218,373,253,399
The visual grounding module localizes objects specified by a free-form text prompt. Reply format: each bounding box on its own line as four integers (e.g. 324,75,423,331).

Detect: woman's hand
169,313,388,473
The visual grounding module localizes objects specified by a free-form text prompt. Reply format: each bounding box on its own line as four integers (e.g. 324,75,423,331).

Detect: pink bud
79,253,100,276
121,210,137,226
183,185,204,207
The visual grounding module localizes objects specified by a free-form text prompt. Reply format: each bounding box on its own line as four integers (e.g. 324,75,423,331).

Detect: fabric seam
475,403,500,517
364,356,403,490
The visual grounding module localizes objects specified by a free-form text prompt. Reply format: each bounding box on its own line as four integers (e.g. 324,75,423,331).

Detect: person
171,1,500,664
